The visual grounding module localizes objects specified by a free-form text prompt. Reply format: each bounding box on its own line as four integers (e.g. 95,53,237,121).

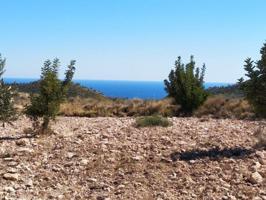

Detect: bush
239,42,266,118
194,95,254,119
135,115,172,128
0,54,17,127
59,97,179,117
25,58,75,133
164,56,208,115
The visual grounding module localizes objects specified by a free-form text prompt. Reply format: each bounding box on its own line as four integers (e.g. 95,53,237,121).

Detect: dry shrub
253,125,266,148
14,92,30,111
60,97,115,117
59,97,179,117
14,93,255,120
123,98,178,117
60,97,85,115
194,95,254,119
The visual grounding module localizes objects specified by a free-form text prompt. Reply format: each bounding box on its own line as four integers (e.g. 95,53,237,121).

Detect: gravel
0,116,265,199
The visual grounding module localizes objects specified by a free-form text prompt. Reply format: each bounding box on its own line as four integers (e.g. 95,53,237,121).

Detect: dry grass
253,125,266,148
59,97,179,117
15,92,256,119
14,93,179,117
14,92,30,111
194,95,254,119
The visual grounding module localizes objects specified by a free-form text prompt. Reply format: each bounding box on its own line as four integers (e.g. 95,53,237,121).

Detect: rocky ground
0,116,265,200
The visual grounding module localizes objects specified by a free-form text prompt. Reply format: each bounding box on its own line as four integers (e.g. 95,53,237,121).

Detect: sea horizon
4,77,233,100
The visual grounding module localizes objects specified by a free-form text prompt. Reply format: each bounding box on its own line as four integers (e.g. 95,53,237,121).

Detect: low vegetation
60,97,178,117
13,90,255,119
135,115,172,127
194,95,254,119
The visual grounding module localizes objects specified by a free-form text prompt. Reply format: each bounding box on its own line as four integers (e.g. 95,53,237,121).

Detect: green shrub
135,115,172,128
164,56,208,115
0,54,17,127
239,42,266,118
25,58,75,133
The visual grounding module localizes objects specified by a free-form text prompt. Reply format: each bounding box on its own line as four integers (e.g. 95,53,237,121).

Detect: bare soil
0,117,265,200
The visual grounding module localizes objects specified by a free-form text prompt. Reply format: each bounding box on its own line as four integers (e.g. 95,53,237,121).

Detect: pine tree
25,58,76,133
239,43,266,117
164,56,208,114
0,54,17,127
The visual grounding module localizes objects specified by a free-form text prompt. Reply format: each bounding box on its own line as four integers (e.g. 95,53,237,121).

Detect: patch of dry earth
0,117,265,200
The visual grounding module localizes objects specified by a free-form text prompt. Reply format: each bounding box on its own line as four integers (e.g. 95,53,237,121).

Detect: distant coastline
4,78,232,99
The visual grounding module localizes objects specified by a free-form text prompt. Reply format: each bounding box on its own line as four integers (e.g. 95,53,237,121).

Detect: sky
1,0,266,83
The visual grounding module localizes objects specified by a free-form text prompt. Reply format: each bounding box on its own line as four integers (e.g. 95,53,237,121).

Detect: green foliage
135,115,172,127
25,58,76,132
164,56,208,114
239,43,266,118
0,54,17,127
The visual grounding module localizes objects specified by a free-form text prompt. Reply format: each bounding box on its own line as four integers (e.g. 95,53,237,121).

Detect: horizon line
4,77,235,84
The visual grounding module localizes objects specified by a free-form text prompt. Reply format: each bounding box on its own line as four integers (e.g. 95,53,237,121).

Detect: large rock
3,173,19,181
249,172,263,184
251,162,262,172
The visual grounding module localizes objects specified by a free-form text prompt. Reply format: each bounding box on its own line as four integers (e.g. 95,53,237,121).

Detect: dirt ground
0,116,265,200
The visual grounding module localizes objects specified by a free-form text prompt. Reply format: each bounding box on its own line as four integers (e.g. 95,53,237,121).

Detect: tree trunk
42,117,50,134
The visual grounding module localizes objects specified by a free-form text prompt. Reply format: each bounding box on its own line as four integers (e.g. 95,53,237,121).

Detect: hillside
9,81,106,100
8,81,254,119
206,84,244,98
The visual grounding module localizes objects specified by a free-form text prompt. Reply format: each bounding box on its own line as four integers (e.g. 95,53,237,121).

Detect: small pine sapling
0,54,17,127
25,59,76,133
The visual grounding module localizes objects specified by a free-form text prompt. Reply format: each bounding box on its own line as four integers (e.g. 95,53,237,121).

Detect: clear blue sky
1,0,266,82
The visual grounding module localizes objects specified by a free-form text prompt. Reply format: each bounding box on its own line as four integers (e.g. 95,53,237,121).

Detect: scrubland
15,92,254,119
54,95,254,119
1,87,263,200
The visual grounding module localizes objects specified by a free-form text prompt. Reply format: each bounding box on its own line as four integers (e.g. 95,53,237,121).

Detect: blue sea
4,78,231,100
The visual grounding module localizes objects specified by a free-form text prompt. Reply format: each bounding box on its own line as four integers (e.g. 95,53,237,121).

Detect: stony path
0,117,265,200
